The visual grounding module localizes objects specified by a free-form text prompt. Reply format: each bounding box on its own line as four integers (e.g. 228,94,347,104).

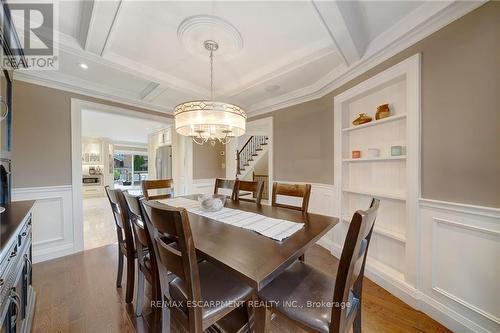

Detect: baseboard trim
33,243,75,264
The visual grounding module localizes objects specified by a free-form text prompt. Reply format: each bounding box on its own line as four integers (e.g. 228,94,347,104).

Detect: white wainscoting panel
420,199,500,333
13,185,75,263
191,179,216,195
326,198,500,332
273,182,336,249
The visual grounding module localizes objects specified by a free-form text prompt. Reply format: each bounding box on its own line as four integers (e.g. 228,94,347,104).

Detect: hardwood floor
32,244,450,333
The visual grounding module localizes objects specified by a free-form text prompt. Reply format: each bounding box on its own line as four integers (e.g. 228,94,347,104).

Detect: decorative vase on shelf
352,113,372,126
375,104,390,120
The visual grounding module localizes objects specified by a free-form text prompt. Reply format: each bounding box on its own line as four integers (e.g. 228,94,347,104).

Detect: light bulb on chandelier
174,40,246,146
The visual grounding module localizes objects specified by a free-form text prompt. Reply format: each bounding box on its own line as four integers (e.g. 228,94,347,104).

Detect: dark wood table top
177,195,338,290
0,200,35,255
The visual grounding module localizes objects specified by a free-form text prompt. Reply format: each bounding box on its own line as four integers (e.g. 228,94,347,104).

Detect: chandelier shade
174,40,246,145
174,100,246,143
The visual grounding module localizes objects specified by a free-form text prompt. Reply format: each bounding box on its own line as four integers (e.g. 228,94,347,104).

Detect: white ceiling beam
140,82,169,103
312,0,369,66
82,0,122,55
76,0,94,49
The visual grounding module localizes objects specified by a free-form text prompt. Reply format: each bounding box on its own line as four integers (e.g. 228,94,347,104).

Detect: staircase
236,136,269,178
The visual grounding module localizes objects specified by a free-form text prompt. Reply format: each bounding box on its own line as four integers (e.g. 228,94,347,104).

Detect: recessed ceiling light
79,63,88,70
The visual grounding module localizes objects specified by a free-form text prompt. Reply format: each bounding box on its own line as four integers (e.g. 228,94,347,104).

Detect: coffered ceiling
13,0,483,116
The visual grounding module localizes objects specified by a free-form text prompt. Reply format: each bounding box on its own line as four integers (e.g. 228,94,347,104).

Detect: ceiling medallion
174,40,246,146
177,15,243,61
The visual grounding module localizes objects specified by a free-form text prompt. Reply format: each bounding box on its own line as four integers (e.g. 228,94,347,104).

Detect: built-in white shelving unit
342,187,406,201
333,54,421,287
342,156,406,163
341,113,407,132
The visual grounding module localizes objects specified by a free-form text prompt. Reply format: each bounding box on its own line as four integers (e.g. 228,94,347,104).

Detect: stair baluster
236,135,268,178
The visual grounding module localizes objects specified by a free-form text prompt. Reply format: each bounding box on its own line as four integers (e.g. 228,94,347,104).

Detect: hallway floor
83,196,117,250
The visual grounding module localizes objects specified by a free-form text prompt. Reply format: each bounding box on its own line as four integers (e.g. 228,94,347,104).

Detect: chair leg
125,256,135,303
245,301,254,332
116,250,124,288
162,304,170,333
353,309,362,333
135,269,145,316
254,304,270,333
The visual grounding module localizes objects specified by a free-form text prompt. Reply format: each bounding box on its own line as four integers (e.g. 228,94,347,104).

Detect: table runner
158,197,303,242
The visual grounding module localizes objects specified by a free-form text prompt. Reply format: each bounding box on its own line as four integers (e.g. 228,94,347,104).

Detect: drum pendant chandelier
174,40,246,146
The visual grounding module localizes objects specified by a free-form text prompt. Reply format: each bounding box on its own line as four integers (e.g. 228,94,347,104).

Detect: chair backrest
104,186,135,255
123,191,149,248
214,178,235,198
330,199,380,333
142,179,173,200
271,182,312,212
141,200,203,332
233,179,264,204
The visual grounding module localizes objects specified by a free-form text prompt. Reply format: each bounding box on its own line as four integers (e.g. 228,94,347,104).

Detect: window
114,152,148,187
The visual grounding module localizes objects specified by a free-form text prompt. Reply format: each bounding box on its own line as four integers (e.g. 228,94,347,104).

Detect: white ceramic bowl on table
197,194,227,212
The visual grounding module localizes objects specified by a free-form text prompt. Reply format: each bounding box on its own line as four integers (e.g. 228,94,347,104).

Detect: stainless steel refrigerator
155,145,172,179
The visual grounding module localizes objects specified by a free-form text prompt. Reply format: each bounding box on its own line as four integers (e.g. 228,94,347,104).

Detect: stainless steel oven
82,175,101,186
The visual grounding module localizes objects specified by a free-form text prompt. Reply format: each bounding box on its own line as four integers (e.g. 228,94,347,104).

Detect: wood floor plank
32,244,451,333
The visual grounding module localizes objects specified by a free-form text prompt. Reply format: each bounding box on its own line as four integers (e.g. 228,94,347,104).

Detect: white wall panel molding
424,204,500,332
420,198,500,219
12,185,75,263
323,198,499,333
274,181,336,248
191,179,216,195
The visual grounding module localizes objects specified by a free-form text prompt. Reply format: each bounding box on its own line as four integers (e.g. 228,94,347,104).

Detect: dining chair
214,178,236,199
142,179,173,200
233,179,264,204
272,182,312,261
256,199,380,333
142,200,253,333
104,186,136,303
272,182,312,212
123,191,160,316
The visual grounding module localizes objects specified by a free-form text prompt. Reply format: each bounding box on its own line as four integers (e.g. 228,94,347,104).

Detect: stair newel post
236,150,240,177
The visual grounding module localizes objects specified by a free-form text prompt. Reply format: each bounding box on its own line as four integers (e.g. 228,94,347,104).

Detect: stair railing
236,136,268,177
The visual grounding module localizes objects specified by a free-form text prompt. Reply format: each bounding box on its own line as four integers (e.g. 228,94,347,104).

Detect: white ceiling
13,1,482,116
81,109,166,144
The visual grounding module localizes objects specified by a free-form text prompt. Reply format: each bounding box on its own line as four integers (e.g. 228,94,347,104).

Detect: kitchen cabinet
82,138,103,165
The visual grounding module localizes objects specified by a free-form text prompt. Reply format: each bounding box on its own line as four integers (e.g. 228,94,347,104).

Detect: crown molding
56,32,207,96
12,1,484,119
14,70,173,114
246,0,485,117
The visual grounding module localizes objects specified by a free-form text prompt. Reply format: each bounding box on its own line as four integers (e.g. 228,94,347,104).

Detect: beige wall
254,151,269,175
192,141,225,179
252,3,500,208
12,80,170,188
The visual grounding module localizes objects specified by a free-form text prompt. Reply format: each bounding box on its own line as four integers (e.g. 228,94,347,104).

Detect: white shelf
342,156,406,163
342,114,406,132
342,187,406,201
342,216,406,243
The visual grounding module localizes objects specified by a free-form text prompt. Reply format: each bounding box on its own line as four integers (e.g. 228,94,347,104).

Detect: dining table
156,194,338,332
169,194,339,291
